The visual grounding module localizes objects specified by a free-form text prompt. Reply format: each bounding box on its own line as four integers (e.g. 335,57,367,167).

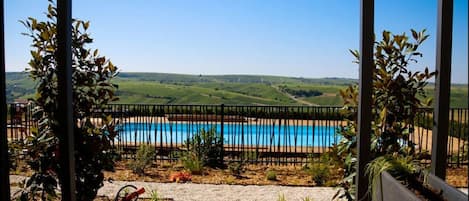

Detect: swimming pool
118,122,340,147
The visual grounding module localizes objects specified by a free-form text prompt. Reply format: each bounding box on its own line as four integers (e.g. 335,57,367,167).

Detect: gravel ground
97,180,339,201
10,175,339,201
9,175,468,201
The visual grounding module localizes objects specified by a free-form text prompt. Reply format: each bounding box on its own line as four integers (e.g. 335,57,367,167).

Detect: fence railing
6,103,469,166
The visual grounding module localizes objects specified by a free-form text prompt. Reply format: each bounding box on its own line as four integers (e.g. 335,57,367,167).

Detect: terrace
1,0,468,201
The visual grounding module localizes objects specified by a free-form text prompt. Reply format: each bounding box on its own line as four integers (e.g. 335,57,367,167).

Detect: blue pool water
118,122,340,147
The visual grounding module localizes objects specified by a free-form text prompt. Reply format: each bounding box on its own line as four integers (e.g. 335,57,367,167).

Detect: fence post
220,104,225,164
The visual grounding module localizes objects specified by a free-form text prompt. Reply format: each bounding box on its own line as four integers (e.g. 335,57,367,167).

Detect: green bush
183,127,224,168
130,144,156,175
335,29,435,200
304,154,332,186
310,164,329,186
180,151,204,175
266,170,277,181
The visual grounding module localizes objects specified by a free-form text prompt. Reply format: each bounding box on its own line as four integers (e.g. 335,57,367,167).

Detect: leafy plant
303,154,336,186
266,170,277,181
130,144,156,175
309,163,329,186
334,29,435,200
227,151,258,178
181,127,224,170
228,161,246,178
18,0,119,200
180,151,204,175
366,155,420,201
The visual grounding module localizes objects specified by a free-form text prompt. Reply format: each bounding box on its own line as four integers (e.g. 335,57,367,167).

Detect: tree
334,29,435,200
18,1,119,200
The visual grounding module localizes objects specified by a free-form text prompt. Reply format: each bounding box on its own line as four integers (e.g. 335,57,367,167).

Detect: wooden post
0,0,11,199
431,0,453,179
56,0,76,200
356,0,374,200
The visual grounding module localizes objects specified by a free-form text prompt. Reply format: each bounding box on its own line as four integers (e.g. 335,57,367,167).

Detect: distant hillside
5,72,468,107
5,72,36,103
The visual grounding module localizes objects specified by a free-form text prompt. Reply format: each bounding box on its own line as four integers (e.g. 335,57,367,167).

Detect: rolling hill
5,72,468,107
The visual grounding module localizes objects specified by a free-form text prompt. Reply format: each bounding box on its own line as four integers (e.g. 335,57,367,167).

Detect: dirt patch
446,166,468,187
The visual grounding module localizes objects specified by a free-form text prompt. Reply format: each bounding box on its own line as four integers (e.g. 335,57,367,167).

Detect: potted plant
368,155,467,201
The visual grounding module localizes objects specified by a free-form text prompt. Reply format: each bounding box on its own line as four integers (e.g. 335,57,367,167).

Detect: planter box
426,173,467,201
374,171,468,201
374,171,419,201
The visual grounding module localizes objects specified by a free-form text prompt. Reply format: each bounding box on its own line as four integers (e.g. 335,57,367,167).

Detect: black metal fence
6,103,469,166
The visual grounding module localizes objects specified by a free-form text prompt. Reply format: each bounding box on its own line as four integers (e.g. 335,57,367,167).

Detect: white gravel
10,175,339,201
98,180,339,201
10,175,468,201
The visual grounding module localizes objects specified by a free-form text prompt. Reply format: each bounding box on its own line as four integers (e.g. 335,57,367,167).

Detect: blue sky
5,0,468,83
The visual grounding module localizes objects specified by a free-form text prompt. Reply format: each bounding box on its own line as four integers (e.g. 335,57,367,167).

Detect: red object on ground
169,172,192,183
121,187,145,201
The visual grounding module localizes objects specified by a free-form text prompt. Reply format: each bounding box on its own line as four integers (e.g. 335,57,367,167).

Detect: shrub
130,144,156,175
304,154,332,186
228,161,246,177
309,163,329,186
182,127,224,169
180,151,204,175
266,170,277,181
18,1,119,200
334,29,435,200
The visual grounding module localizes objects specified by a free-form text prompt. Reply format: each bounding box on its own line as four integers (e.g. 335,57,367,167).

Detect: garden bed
102,160,343,187
10,159,467,187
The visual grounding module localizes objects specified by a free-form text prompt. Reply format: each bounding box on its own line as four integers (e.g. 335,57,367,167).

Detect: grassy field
6,72,468,107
